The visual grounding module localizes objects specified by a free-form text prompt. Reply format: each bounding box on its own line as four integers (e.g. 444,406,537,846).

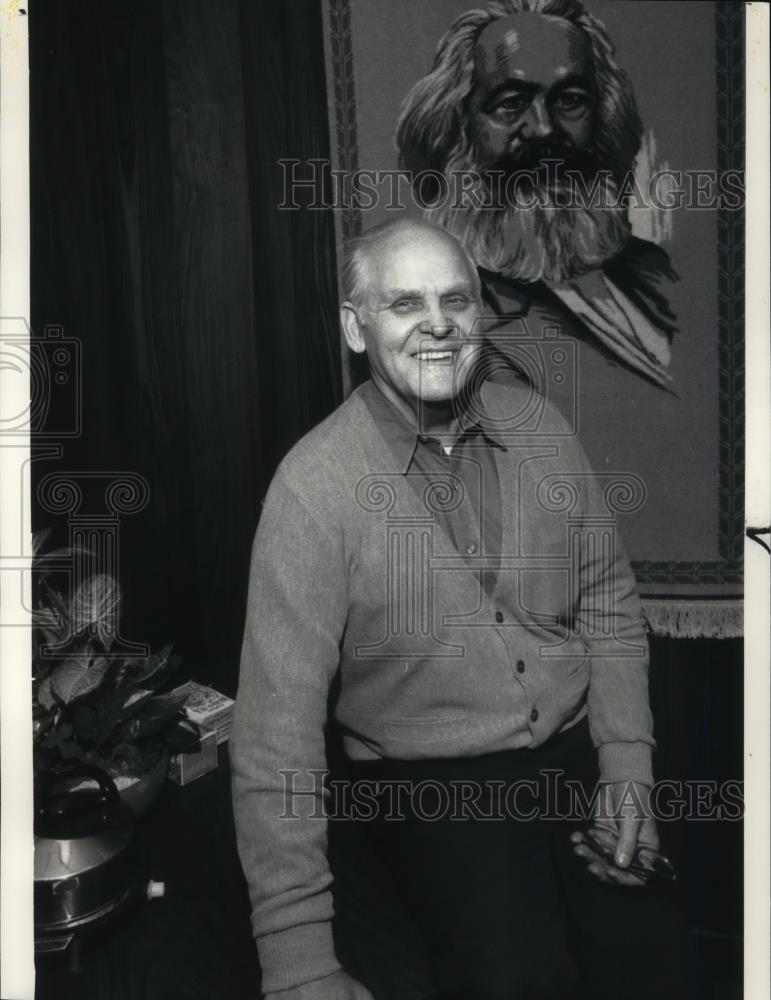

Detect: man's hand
571,781,657,887
265,970,375,1000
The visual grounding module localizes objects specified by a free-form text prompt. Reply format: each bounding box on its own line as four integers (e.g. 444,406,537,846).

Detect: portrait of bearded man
395,0,679,390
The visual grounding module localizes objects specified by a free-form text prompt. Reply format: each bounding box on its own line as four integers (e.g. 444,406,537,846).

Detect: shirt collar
360,380,507,474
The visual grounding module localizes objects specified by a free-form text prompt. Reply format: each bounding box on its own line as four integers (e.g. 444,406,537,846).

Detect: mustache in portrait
426,140,631,284
486,141,619,197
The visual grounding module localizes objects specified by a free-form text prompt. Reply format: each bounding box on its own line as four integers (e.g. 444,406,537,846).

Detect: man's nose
419,310,455,339
520,96,554,140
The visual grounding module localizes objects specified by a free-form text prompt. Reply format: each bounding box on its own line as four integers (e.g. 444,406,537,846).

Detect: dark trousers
330,718,690,1000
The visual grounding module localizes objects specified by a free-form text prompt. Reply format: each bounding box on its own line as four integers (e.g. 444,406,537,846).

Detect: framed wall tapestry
318,0,744,635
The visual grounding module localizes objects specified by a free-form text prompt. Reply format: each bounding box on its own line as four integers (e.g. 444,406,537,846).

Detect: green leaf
40,720,73,749
50,653,110,705
133,642,176,687
70,575,121,647
32,527,55,556
126,692,187,741
93,687,155,746
32,525,92,563
72,704,100,743
117,687,156,718
36,675,56,710
36,577,70,625
107,643,178,693
32,606,69,650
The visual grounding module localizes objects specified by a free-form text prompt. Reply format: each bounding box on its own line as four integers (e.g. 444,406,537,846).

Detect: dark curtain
30,0,341,694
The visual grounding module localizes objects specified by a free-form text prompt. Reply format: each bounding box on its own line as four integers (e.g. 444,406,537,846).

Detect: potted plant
32,528,188,815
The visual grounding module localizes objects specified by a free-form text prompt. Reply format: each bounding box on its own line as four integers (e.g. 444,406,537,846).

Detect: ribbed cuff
597,741,654,787
257,921,341,993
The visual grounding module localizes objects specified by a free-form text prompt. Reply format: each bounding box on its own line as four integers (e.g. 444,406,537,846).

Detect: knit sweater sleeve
566,434,655,788
230,469,347,993
531,395,655,789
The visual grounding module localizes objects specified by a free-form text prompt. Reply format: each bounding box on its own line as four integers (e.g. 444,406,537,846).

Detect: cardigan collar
357,379,507,475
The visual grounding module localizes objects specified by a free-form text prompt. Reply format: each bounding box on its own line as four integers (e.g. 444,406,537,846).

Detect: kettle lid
34,762,131,841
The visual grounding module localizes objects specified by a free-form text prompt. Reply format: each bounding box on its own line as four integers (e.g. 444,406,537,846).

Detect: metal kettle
34,762,155,949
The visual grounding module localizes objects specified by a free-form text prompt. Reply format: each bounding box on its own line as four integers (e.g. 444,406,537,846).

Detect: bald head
339,217,484,417
342,218,481,310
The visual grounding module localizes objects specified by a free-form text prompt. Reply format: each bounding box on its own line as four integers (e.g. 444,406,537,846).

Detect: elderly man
396,0,678,390
231,219,685,1000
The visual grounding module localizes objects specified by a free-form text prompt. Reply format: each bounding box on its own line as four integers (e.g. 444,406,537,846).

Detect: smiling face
468,14,596,171
341,226,482,424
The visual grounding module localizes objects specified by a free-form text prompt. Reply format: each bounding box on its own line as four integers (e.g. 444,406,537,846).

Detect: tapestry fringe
641,599,743,639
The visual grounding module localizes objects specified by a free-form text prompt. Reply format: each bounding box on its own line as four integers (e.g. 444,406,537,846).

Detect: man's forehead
367,231,473,290
473,14,593,90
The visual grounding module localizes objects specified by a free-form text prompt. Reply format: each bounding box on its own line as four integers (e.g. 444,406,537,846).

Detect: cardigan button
516,660,525,673
530,708,539,722
494,611,504,624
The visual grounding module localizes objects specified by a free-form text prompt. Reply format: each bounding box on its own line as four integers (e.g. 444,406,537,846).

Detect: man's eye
553,91,589,111
443,295,469,308
392,298,418,311
493,95,529,114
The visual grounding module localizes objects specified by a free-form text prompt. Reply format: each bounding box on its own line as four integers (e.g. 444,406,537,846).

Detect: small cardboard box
169,723,218,786
172,680,234,745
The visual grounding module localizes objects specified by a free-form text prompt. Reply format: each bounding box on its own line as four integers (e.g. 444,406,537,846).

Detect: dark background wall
29,1,742,996
30,0,341,695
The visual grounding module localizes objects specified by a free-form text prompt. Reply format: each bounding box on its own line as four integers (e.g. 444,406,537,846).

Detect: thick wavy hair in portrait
395,0,643,186
394,0,643,283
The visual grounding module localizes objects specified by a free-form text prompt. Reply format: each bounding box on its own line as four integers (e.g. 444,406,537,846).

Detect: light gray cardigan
231,379,653,992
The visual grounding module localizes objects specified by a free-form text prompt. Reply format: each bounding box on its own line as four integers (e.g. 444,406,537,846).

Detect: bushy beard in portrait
424,139,632,286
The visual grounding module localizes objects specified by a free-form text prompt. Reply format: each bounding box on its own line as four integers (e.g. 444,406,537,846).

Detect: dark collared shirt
360,381,506,594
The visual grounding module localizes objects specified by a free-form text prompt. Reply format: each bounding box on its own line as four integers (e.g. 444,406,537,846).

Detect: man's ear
340,302,367,354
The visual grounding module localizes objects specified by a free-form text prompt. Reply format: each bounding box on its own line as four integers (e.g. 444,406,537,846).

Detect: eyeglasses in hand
584,826,678,883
